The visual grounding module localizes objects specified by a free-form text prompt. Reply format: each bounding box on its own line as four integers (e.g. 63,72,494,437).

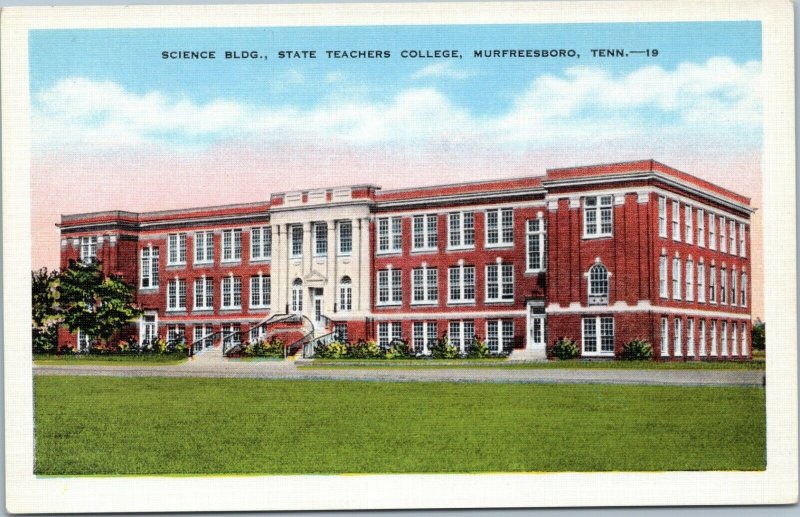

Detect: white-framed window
719,216,727,253
250,275,270,308
222,323,241,348
699,319,707,357
671,200,681,241
448,264,475,303
167,233,187,265
660,316,669,357
221,276,242,309
338,220,353,256
140,246,160,288
698,262,706,303
193,277,213,310
687,318,695,357
685,259,694,301
742,323,749,356
583,316,614,356
290,225,303,258
731,322,739,356
741,272,748,307
708,213,717,250
167,324,186,345
412,266,438,305
588,263,609,305
697,208,705,247
448,320,475,354
193,324,214,350
250,226,271,261
80,236,98,264
729,220,737,255
377,322,403,347
140,313,157,346
412,214,438,251
721,321,728,356
291,278,303,313
487,319,514,353
448,211,475,249
739,222,746,257
377,216,402,254
486,263,514,302
313,222,328,256
221,229,242,262
194,231,214,264
167,278,186,311
672,257,682,300
412,321,438,355
334,323,348,343
730,269,738,306
486,208,514,247
377,269,402,306
77,329,93,352
658,196,667,238
720,267,728,305
584,195,613,237
338,276,352,312
685,205,693,244
711,320,718,356
526,218,546,272
249,323,266,342
709,265,717,303
673,317,683,357
659,254,668,298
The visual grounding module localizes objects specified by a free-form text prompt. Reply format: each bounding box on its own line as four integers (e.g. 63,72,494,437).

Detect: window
742,324,749,356
708,213,716,250
194,277,213,310
338,221,352,255
291,225,303,258
221,229,242,262
730,269,737,306
584,195,613,237
732,322,739,356
685,260,694,301
140,247,160,288
291,278,303,313
719,216,727,253
671,200,680,241
720,267,728,305
729,220,736,255
487,320,514,353
448,264,475,303
658,196,667,238
167,324,186,345
588,263,609,305
583,316,614,356
673,318,683,357
80,236,98,264
526,218,546,271
412,321,438,354
377,216,402,254
334,323,348,343
448,211,475,249
687,318,695,357
699,319,707,357
222,323,241,349
221,276,242,309
412,266,438,304
741,272,748,307
697,208,705,247
168,233,187,265
193,324,214,351
486,263,514,302
412,214,438,251
250,227,271,261
486,208,514,246
377,269,402,305
709,265,717,303
313,222,328,256
739,223,746,257
698,262,706,303
250,275,270,308
339,276,352,312
77,329,93,352
249,323,266,342
167,279,186,311
685,205,693,244
194,231,214,264
660,317,669,357
140,314,157,346
711,320,718,356
659,255,668,298
448,320,475,354
721,321,728,356
672,257,681,300
377,322,402,347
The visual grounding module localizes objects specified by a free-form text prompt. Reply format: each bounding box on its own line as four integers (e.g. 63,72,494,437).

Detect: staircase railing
302,331,337,358
222,313,299,357
283,314,316,358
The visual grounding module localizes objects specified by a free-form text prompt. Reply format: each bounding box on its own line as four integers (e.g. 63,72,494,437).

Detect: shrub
620,338,653,360
430,335,460,359
245,338,284,357
323,341,349,359
348,339,381,359
551,338,580,360
466,336,489,359
384,339,411,359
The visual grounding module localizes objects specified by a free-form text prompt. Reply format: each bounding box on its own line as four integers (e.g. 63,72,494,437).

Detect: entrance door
140,313,157,347
526,302,546,354
312,288,324,325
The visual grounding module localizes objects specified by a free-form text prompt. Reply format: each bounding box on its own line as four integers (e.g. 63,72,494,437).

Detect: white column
272,224,282,313
358,217,371,313
326,220,336,315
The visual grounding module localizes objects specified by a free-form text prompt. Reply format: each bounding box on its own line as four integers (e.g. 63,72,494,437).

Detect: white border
2,1,796,513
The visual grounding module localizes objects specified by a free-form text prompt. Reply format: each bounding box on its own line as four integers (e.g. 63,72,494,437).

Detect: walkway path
33,360,766,387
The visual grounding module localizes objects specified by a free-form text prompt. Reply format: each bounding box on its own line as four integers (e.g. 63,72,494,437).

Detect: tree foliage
751,319,765,350
32,268,61,352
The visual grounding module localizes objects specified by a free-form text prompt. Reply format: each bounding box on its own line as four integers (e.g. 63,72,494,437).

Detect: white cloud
411,61,476,81
32,57,761,154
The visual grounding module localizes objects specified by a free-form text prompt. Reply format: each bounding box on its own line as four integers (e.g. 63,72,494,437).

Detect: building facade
56,160,754,359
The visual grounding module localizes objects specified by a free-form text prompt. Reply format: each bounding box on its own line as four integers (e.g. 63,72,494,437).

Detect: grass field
33,353,188,366
34,376,765,476
303,358,766,370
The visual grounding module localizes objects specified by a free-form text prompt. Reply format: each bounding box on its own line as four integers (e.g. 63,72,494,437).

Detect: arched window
291,278,303,314
339,276,352,312
588,263,609,305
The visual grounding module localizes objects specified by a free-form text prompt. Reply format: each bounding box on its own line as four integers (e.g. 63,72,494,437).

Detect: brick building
56,160,754,360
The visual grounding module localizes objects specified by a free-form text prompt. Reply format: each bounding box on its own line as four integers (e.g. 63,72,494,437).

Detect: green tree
751,319,765,350
31,267,61,353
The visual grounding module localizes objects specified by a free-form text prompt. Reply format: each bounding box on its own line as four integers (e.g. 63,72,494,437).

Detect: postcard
2,1,796,513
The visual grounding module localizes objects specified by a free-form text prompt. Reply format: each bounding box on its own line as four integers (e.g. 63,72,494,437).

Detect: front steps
508,347,548,362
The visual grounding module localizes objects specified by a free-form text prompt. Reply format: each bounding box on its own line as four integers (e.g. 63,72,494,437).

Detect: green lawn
34,376,765,476
303,358,765,370
34,353,187,366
